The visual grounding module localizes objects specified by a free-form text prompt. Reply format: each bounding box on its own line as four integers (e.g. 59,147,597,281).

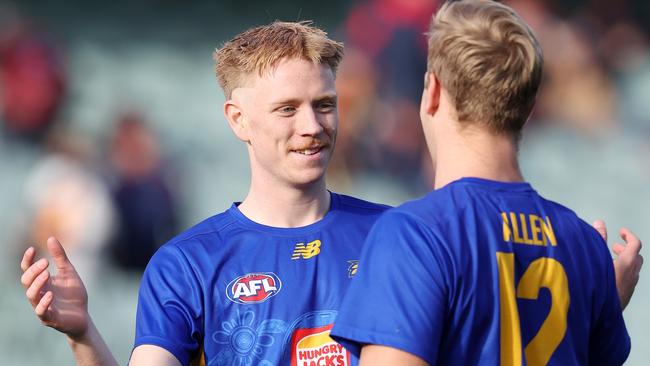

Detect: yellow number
496,252,570,366
497,253,522,366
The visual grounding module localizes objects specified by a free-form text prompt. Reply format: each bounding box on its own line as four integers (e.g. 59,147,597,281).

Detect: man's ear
224,99,249,142
422,72,441,116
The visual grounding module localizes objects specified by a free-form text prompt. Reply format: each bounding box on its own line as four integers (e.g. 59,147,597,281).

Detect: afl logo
226,272,282,304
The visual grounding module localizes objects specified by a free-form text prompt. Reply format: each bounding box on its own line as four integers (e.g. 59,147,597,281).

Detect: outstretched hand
20,237,90,340
593,220,643,310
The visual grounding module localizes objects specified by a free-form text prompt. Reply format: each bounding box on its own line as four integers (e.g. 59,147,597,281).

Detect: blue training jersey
134,192,389,366
331,178,630,365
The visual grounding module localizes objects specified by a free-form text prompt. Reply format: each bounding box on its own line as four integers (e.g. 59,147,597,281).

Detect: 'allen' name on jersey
501,212,557,246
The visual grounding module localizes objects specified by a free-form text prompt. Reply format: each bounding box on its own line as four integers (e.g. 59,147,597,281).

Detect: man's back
333,177,629,365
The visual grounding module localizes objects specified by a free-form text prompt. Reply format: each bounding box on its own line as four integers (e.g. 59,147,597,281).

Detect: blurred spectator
329,47,379,187
106,112,178,272
334,0,438,191
0,15,66,141
23,130,114,283
508,0,618,134
592,5,650,136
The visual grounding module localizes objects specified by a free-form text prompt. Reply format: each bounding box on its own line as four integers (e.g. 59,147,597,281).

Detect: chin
289,170,327,188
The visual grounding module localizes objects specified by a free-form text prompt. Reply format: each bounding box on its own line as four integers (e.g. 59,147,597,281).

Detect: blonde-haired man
20,21,390,366
331,1,641,365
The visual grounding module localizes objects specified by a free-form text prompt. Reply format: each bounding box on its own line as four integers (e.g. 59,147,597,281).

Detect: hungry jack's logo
292,240,322,260
291,324,350,366
226,272,282,304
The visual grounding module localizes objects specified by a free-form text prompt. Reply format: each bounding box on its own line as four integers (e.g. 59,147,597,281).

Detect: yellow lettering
529,215,543,246
540,217,557,246
510,212,524,243
519,213,534,245
503,213,557,247
502,212,512,242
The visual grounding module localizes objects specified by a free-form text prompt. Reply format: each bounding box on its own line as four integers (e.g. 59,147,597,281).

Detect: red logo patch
291,324,350,366
226,272,282,304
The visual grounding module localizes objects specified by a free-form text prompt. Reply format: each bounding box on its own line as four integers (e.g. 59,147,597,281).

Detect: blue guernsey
331,178,629,365
134,192,388,366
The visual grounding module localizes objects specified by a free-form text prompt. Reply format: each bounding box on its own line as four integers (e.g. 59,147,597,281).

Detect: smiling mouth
292,145,326,155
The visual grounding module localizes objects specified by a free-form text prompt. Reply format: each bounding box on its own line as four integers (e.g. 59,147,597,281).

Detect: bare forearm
67,319,119,366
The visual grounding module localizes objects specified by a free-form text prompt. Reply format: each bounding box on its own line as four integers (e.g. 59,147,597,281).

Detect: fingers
612,243,625,256
21,247,36,272
46,237,71,271
612,229,643,309
619,228,642,256
20,258,49,290
592,220,608,242
25,269,50,308
34,291,54,318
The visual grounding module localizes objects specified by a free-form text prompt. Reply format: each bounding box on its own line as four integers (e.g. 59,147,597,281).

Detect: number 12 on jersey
496,252,570,366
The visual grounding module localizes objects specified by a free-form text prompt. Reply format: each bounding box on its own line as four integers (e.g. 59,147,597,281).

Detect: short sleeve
588,232,630,365
134,244,204,365
331,210,450,365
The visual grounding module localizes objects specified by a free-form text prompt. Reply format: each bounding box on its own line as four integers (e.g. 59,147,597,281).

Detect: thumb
46,236,72,271
592,220,608,242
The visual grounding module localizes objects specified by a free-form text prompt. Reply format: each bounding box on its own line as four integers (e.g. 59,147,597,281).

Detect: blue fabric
134,192,389,366
331,178,630,366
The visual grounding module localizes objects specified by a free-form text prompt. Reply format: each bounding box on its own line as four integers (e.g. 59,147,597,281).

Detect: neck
238,175,330,228
433,125,524,189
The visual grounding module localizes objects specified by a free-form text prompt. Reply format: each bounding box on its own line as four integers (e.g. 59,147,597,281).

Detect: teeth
294,147,322,155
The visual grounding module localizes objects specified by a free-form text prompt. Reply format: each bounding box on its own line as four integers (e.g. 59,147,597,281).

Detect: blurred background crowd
1,0,648,364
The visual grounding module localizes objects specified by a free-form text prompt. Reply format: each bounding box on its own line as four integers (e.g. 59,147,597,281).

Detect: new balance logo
292,240,322,260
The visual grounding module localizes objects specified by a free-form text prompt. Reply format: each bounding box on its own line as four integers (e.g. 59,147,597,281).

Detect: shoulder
332,192,392,215
149,208,240,265
140,210,239,289
537,196,581,222
533,195,612,264
170,205,247,246
172,209,238,243
384,191,449,229
536,196,604,242
370,200,441,243
374,186,491,242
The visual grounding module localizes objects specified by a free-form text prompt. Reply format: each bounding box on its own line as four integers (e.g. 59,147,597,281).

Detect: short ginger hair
427,0,543,135
214,21,344,98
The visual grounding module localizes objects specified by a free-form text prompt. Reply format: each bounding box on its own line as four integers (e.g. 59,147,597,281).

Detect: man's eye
317,102,336,112
278,106,296,114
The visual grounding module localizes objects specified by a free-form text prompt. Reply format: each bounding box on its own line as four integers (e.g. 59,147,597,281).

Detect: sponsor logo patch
291,324,350,366
291,239,322,260
226,272,282,304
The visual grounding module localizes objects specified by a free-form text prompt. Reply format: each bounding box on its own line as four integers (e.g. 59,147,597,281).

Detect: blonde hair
427,0,543,135
214,21,344,98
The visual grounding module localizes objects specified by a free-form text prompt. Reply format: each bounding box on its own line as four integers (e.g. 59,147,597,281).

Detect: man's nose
296,107,325,136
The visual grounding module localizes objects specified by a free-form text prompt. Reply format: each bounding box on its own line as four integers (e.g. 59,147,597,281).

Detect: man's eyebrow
269,98,302,106
269,94,338,106
313,94,338,103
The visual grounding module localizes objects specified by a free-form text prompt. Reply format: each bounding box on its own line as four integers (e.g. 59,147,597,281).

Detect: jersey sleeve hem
133,336,189,366
330,323,435,365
